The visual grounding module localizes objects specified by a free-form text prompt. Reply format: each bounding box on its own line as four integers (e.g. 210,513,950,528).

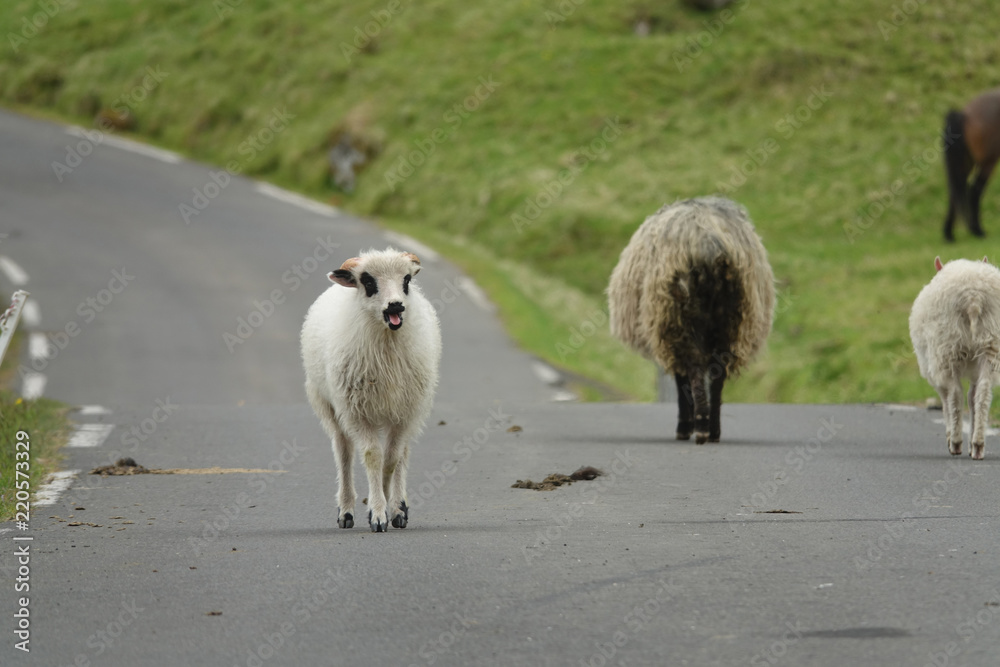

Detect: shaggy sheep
909,256,1000,460
607,197,775,443
301,248,442,531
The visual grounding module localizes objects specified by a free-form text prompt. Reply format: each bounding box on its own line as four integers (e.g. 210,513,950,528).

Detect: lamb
607,197,775,443
301,248,442,531
909,256,1000,460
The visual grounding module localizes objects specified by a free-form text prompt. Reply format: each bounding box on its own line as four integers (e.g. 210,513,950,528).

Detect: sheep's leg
306,389,356,528
942,382,963,456
971,363,992,460
385,426,413,528
708,368,727,443
675,373,694,440
359,427,389,533
689,369,711,445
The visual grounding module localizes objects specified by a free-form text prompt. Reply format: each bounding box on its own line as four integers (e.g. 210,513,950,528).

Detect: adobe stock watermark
16,267,134,384
178,106,296,224
103,397,179,464
222,235,339,352
853,460,970,571
511,117,624,233
340,0,408,62
544,0,586,27
716,83,834,194
7,0,76,53
876,0,931,41
749,620,807,666
189,438,306,557
522,448,636,564
407,407,511,511
739,416,844,511
383,74,501,192
843,128,961,243
580,577,681,667
51,66,170,182
672,0,752,72
555,306,607,362
409,612,476,666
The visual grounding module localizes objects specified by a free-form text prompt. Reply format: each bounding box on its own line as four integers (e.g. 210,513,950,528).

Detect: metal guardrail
0,290,30,368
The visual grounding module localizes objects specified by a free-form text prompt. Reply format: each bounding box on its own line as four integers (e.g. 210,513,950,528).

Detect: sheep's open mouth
384,311,403,330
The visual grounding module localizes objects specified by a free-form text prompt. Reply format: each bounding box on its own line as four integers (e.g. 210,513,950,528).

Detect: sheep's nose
385,302,405,314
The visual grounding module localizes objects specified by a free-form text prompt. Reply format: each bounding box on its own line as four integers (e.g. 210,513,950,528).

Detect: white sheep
607,197,775,443
909,256,1000,460
301,248,442,531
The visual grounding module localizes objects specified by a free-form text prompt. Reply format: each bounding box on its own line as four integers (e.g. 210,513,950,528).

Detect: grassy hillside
3,0,998,403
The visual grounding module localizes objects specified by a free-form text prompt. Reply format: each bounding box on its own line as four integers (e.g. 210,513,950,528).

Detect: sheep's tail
967,296,983,341
943,110,972,224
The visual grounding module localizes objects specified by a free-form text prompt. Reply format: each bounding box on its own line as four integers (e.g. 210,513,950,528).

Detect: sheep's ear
328,270,357,288
984,255,990,264
934,256,944,272
402,252,421,276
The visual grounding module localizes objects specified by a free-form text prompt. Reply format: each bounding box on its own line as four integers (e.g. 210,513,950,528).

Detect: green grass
0,327,70,520
2,0,997,404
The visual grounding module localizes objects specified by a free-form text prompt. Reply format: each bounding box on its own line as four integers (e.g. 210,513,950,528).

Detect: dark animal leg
708,367,727,443
943,198,958,242
942,110,972,242
969,160,996,237
675,373,694,440
689,370,710,444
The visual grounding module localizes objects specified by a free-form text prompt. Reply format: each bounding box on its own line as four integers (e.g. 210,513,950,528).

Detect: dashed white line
254,182,338,217
531,360,562,386
78,405,112,416
21,299,40,327
68,423,115,448
384,231,440,263
551,390,577,402
66,126,182,164
456,276,494,313
28,331,49,361
34,470,83,507
879,403,918,412
0,255,28,286
22,372,46,400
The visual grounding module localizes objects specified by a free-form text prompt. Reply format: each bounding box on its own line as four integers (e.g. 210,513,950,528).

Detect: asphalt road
2,110,1000,666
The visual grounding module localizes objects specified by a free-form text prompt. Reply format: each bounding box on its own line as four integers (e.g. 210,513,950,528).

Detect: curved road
2,111,1000,667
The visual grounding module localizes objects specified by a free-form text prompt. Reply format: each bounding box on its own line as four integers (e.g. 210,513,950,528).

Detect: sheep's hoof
676,430,692,441
694,432,710,445
949,439,962,456
337,511,354,529
368,510,387,533
391,501,409,529
971,443,985,460
708,434,720,443
676,421,693,440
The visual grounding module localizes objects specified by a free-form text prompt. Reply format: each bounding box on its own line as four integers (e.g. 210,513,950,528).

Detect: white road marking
932,418,1000,437
21,300,40,327
78,405,112,416
0,255,29,286
879,403,918,412
22,372,46,400
66,126,182,163
68,423,115,448
34,470,83,507
101,135,183,163
254,182,338,217
28,332,49,361
551,390,577,402
456,276,494,313
531,361,562,386
383,231,441,263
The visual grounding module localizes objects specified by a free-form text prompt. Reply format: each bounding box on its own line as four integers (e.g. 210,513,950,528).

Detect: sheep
301,248,442,531
909,256,1000,460
607,196,775,444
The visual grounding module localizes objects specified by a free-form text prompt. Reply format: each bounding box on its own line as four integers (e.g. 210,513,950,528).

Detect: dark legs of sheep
675,373,694,440
688,371,711,444
968,167,992,237
708,369,726,443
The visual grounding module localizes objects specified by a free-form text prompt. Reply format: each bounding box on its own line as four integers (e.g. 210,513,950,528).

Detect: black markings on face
403,274,411,295
360,272,378,298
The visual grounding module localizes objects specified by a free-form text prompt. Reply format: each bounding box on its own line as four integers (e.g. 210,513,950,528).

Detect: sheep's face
328,250,421,331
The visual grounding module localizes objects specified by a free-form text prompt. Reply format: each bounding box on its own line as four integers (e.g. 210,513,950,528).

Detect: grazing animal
301,248,441,531
607,197,775,443
942,88,1000,241
909,256,1000,460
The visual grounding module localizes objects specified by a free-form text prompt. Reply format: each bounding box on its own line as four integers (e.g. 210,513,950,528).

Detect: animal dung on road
512,466,605,491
